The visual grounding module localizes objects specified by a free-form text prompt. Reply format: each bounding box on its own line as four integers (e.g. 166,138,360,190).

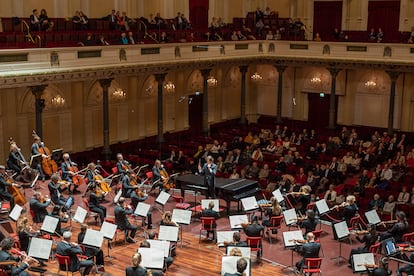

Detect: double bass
8,138,37,182
32,130,58,176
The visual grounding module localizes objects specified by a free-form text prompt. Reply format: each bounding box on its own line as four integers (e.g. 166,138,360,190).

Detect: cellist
31,136,46,181
7,143,24,178
116,153,131,175
61,153,83,194
0,165,19,208
151,159,164,192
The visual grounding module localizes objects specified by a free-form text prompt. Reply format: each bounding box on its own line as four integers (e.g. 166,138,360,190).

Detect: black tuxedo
114,205,137,239
78,231,104,265
29,197,50,223
295,241,320,270
88,192,106,222
121,174,136,198
56,241,94,273
125,266,148,276
0,250,29,276
199,163,217,199
0,174,14,208
48,181,68,206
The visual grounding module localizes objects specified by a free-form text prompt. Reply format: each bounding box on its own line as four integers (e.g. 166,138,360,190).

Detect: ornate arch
19,84,66,114
86,79,126,106
186,70,203,93
222,66,241,89
301,67,331,93
355,70,389,94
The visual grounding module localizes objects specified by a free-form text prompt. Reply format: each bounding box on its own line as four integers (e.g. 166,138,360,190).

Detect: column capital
386,71,400,82
98,78,113,90
274,65,287,73
239,65,249,74
154,73,167,83
200,68,212,79
30,85,48,98
327,67,341,78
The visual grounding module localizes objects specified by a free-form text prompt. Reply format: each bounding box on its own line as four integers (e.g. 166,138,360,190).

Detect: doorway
188,93,203,135
308,93,337,129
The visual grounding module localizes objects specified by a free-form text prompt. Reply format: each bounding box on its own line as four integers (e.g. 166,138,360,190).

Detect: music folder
134,202,151,218
221,256,251,276
282,230,304,248
229,215,248,230
201,199,220,212
28,237,53,261
9,204,23,222
283,208,298,226
333,221,350,240
83,229,104,249
40,215,59,234
30,154,42,168
315,199,330,215
138,247,164,269
113,189,122,204
352,253,375,273
155,191,170,206
365,209,381,225
73,206,87,223
240,196,259,212
158,225,179,242
172,209,192,225
100,221,117,240
272,189,284,203
216,231,237,247
147,240,170,257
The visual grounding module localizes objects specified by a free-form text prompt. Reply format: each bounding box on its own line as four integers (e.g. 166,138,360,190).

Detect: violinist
48,173,72,209
56,231,95,275
262,197,282,230
61,153,81,194
380,211,408,243
85,163,110,197
295,232,320,272
0,237,32,276
30,135,46,181
349,224,378,266
121,171,137,198
30,192,51,223
298,209,319,235
88,184,106,223
116,153,130,175
0,165,19,208
16,217,45,267
78,224,104,268
115,197,138,243
223,231,247,247
340,195,359,227
130,187,152,229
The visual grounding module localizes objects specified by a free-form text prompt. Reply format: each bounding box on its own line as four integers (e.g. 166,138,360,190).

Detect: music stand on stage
365,209,382,226
147,240,170,259
331,221,350,265
217,231,237,248
83,228,104,251
51,148,63,163
100,221,117,264
272,189,284,203
352,253,375,274
155,191,170,213
28,237,53,262
283,208,299,230
221,256,251,276
9,204,23,224
72,206,87,224
201,199,220,212
282,230,304,272
113,189,122,204
158,225,179,242
171,209,192,248
229,214,249,230
134,202,151,237
40,215,59,235
30,154,42,169
138,247,164,270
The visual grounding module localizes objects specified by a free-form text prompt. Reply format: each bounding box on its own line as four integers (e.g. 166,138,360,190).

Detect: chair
302,257,322,276
397,232,414,248
368,242,381,262
82,198,100,225
172,195,191,210
199,217,216,242
0,261,17,276
312,230,324,257
246,236,262,261
55,254,81,276
266,215,283,243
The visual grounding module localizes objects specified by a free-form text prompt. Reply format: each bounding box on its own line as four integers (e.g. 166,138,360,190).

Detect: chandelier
207,76,218,88
364,80,377,88
163,81,176,93
250,72,263,81
310,77,322,84
51,94,65,107
113,88,126,99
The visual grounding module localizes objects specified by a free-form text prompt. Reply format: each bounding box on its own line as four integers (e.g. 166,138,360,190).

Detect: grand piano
175,174,259,214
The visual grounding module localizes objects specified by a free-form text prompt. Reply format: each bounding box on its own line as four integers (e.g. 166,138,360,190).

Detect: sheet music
83,229,104,248
229,215,249,229
158,225,179,242
9,204,23,221
138,248,164,269
365,209,381,225
352,253,375,272
334,221,350,239
316,199,330,215
201,199,219,212
221,256,251,276
272,189,284,203
226,246,251,258
282,230,304,248
155,191,170,206
40,215,59,234
172,209,192,225
73,206,87,223
28,237,53,260
100,221,117,240
147,240,170,257
241,196,259,212
65,196,73,209
134,202,151,217
283,208,297,226
113,189,122,204
217,231,237,246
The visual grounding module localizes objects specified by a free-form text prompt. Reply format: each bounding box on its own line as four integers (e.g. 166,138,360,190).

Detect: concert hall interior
1,0,414,275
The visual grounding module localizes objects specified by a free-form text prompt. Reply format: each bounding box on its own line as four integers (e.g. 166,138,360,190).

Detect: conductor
199,156,217,199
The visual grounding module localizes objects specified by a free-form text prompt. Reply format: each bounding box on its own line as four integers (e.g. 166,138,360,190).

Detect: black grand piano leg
226,200,231,216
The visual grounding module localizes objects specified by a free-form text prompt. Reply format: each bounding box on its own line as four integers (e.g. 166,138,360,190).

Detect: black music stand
51,148,63,163
331,221,350,265
30,154,42,169
100,221,117,264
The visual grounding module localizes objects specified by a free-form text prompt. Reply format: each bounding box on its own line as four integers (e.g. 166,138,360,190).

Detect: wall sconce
163,81,176,93
112,88,126,99
250,72,263,82
310,77,322,84
207,76,218,88
51,94,65,107
364,80,377,89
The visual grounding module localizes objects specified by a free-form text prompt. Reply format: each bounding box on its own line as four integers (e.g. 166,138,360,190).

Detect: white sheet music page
352,253,375,272
217,231,237,246
28,237,53,260
229,214,248,229
100,221,117,240
9,204,23,221
134,202,151,217
40,215,59,234
172,209,192,225
147,240,170,257
83,229,104,248
226,246,251,258
365,210,381,225
201,199,220,212
138,248,164,269
241,196,259,212
282,230,304,248
113,189,122,204
316,199,330,215
272,189,284,203
283,208,297,226
73,206,88,223
221,256,251,276
334,221,350,239
158,225,179,242
155,191,170,205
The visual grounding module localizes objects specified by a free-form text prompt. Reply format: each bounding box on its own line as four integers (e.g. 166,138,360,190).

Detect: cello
32,130,58,176
3,173,26,206
160,166,178,191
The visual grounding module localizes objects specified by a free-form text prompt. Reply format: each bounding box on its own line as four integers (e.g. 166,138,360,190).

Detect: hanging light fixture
250,72,263,81
364,80,377,89
163,81,176,93
112,88,126,99
51,94,65,107
207,76,218,88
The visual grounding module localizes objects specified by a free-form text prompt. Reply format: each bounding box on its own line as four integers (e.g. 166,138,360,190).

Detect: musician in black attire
116,153,129,175
224,232,247,247
342,195,359,227
130,188,152,229
224,258,248,276
121,172,136,198
77,223,104,267
201,201,220,240
295,232,321,272
151,159,164,192
397,252,414,276
115,197,137,243
299,209,319,235
198,156,217,199
51,205,69,236
0,237,31,276
242,215,264,259
31,135,45,181
349,224,378,265
380,211,408,242
61,153,79,193
126,252,148,276
7,143,23,175
30,191,51,223
0,165,17,208
88,184,106,223
48,173,71,209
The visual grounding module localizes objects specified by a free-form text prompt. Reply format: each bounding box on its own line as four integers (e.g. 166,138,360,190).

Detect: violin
32,130,58,176
288,239,308,244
